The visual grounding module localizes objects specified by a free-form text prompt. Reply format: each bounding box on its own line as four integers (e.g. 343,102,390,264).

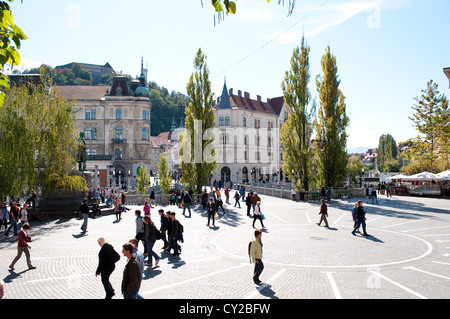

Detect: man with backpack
249,229,264,285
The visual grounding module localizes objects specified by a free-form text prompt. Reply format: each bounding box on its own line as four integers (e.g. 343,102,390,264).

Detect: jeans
100,269,115,298
183,203,191,217
123,291,139,299
352,220,367,235
5,220,17,236
81,213,88,232
253,259,264,283
145,240,160,265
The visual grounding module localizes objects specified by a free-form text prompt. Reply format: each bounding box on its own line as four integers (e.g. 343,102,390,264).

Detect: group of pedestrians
2,202,31,237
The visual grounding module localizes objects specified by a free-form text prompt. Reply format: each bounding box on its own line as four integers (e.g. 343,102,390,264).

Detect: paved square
1,191,449,299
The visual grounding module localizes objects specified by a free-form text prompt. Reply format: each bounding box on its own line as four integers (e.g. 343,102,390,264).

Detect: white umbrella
401,171,440,181
386,173,408,180
436,169,450,181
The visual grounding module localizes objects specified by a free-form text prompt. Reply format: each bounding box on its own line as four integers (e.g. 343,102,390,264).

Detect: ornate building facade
57,64,153,189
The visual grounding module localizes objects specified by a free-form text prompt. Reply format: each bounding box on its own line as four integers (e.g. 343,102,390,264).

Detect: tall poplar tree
314,46,349,188
377,134,398,172
280,36,316,191
180,48,217,193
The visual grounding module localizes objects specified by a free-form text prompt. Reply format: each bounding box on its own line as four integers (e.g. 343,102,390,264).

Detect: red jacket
18,230,32,248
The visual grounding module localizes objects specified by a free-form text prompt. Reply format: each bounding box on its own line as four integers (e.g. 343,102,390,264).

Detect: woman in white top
252,201,265,229
20,204,28,225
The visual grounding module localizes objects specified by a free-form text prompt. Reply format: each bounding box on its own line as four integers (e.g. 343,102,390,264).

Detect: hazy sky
9,0,450,150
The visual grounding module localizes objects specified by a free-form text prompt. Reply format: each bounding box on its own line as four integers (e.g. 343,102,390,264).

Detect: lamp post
127,170,131,191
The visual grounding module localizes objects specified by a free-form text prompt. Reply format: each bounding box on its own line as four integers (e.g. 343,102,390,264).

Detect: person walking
249,229,264,285
4,202,19,237
316,199,329,227
216,195,226,215
9,223,36,271
246,191,253,216
252,201,265,229
121,242,142,299
78,198,89,233
182,191,192,217
143,216,160,267
206,198,216,227
159,209,169,250
0,202,9,231
114,197,122,221
251,192,261,214
352,200,369,236
134,210,146,255
96,237,120,299
169,212,181,257
351,202,360,233
143,201,151,216
234,191,241,208
20,204,28,226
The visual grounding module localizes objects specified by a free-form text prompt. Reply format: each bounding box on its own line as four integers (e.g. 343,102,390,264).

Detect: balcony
111,138,127,144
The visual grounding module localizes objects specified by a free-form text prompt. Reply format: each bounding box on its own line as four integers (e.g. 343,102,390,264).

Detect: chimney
238,90,242,97
244,92,250,99
257,95,261,101
229,88,233,95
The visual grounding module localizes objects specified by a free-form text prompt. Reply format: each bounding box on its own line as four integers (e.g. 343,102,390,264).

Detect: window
225,116,230,126
243,117,246,127
91,128,97,140
141,127,149,140
219,117,224,126
142,110,148,120
85,110,90,120
91,109,96,120
254,119,260,129
115,126,123,141
116,109,122,120
84,128,91,140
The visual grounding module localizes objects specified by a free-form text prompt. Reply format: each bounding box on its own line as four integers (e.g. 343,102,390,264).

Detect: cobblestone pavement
1,192,449,300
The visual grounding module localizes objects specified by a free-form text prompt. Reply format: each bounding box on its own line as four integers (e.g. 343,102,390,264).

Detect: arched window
225,116,230,126
115,126,123,142
219,117,224,126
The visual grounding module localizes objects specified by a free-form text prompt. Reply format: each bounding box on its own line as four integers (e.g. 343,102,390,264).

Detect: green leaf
211,0,223,12
227,1,236,14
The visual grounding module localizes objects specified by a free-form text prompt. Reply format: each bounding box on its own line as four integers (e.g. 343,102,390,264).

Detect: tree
280,36,316,191
207,0,296,19
0,83,87,196
314,46,349,188
377,134,398,172
347,155,363,185
157,153,171,196
180,48,217,194
0,0,27,106
407,80,449,172
136,165,150,195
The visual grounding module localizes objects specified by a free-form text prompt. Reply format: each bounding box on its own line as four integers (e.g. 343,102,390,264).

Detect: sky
8,0,450,150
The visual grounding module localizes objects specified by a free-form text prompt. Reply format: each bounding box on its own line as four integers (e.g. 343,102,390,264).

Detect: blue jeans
352,220,367,235
81,213,88,232
145,240,160,265
183,203,191,216
5,220,17,236
123,291,139,299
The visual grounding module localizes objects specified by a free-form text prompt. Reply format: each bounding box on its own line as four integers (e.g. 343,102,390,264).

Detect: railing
122,185,366,206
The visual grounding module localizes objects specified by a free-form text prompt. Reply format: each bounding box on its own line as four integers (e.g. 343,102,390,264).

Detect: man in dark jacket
169,212,181,257
351,200,369,236
78,198,90,233
121,242,141,299
159,209,170,249
182,191,192,217
246,192,253,216
96,237,120,299
206,197,216,227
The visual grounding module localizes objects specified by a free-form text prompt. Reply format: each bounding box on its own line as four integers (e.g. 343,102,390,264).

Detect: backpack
155,227,162,240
